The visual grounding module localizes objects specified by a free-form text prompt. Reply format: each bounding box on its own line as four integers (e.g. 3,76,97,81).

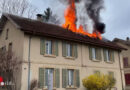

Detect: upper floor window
45,40,52,55
89,46,102,61
103,49,114,62
62,69,80,88
123,57,129,67
40,38,58,56
66,43,73,57
5,29,9,40
62,42,78,59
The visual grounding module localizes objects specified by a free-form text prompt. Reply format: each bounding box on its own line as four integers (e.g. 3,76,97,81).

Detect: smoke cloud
84,0,105,33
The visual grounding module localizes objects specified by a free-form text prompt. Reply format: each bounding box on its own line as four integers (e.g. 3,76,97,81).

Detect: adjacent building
113,38,130,90
0,13,126,90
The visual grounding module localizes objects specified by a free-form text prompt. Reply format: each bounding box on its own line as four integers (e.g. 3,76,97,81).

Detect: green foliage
82,73,116,90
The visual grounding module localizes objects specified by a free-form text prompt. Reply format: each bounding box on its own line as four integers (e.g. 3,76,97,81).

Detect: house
113,38,130,90
0,13,126,90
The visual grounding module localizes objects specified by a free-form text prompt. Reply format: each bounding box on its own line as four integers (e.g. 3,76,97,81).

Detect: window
6,29,9,40
123,57,129,67
45,40,53,55
40,38,58,56
94,70,100,75
45,68,54,88
1,46,6,53
104,49,114,62
125,74,130,85
89,47,102,61
8,43,12,52
66,43,73,57
108,72,114,78
62,69,80,88
62,42,78,58
39,68,60,89
68,69,74,86
92,48,96,60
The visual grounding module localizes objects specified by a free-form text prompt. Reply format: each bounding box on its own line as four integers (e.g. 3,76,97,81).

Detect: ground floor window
62,69,80,88
125,74,130,85
39,68,60,89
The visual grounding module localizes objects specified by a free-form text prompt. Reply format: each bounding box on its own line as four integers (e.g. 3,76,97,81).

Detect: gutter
28,36,31,90
118,51,124,90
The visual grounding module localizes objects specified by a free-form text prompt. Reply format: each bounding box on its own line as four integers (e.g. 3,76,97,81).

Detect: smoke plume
60,0,105,34
84,0,105,33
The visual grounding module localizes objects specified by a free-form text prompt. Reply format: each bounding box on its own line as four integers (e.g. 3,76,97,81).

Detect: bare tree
0,0,38,18
0,50,21,90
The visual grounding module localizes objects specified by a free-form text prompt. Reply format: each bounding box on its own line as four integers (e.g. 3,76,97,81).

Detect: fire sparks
62,0,102,40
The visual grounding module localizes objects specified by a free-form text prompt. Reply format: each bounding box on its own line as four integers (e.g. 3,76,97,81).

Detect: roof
113,38,130,46
0,13,127,51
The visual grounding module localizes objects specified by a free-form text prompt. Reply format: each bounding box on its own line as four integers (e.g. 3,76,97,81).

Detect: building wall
20,35,123,90
0,20,24,90
0,20,124,90
115,42,130,90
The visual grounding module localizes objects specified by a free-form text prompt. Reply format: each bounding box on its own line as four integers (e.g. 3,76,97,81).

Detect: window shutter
89,46,92,60
54,41,58,56
110,50,114,62
62,42,66,57
39,68,45,88
40,38,45,55
74,44,78,58
96,48,102,60
55,69,60,88
62,69,68,88
103,49,107,61
75,70,80,88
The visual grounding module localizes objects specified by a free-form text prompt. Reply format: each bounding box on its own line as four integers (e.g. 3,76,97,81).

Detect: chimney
36,14,43,22
126,37,129,41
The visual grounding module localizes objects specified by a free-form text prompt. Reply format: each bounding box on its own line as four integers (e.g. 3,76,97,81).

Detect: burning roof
62,0,105,40
0,13,126,51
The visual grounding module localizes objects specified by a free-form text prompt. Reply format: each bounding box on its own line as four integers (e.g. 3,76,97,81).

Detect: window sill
66,86,77,89
65,56,75,60
44,54,56,58
105,61,114,64
42,87,57,90
91,59,101,62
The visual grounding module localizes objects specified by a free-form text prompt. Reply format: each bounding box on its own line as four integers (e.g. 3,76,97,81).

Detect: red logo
0,76,4,86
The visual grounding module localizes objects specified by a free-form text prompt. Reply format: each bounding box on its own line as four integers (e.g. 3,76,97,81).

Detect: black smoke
85,0,105,33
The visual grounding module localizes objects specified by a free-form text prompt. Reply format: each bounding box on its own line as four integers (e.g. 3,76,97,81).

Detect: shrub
82,74,116,90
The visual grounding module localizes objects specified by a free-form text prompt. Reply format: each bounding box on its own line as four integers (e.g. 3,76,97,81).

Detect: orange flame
62,0,102,40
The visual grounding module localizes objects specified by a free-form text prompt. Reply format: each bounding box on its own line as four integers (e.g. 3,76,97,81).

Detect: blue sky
30,0,130,41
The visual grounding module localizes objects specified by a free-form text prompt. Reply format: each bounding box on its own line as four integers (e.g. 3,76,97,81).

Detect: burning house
0,1,127,90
